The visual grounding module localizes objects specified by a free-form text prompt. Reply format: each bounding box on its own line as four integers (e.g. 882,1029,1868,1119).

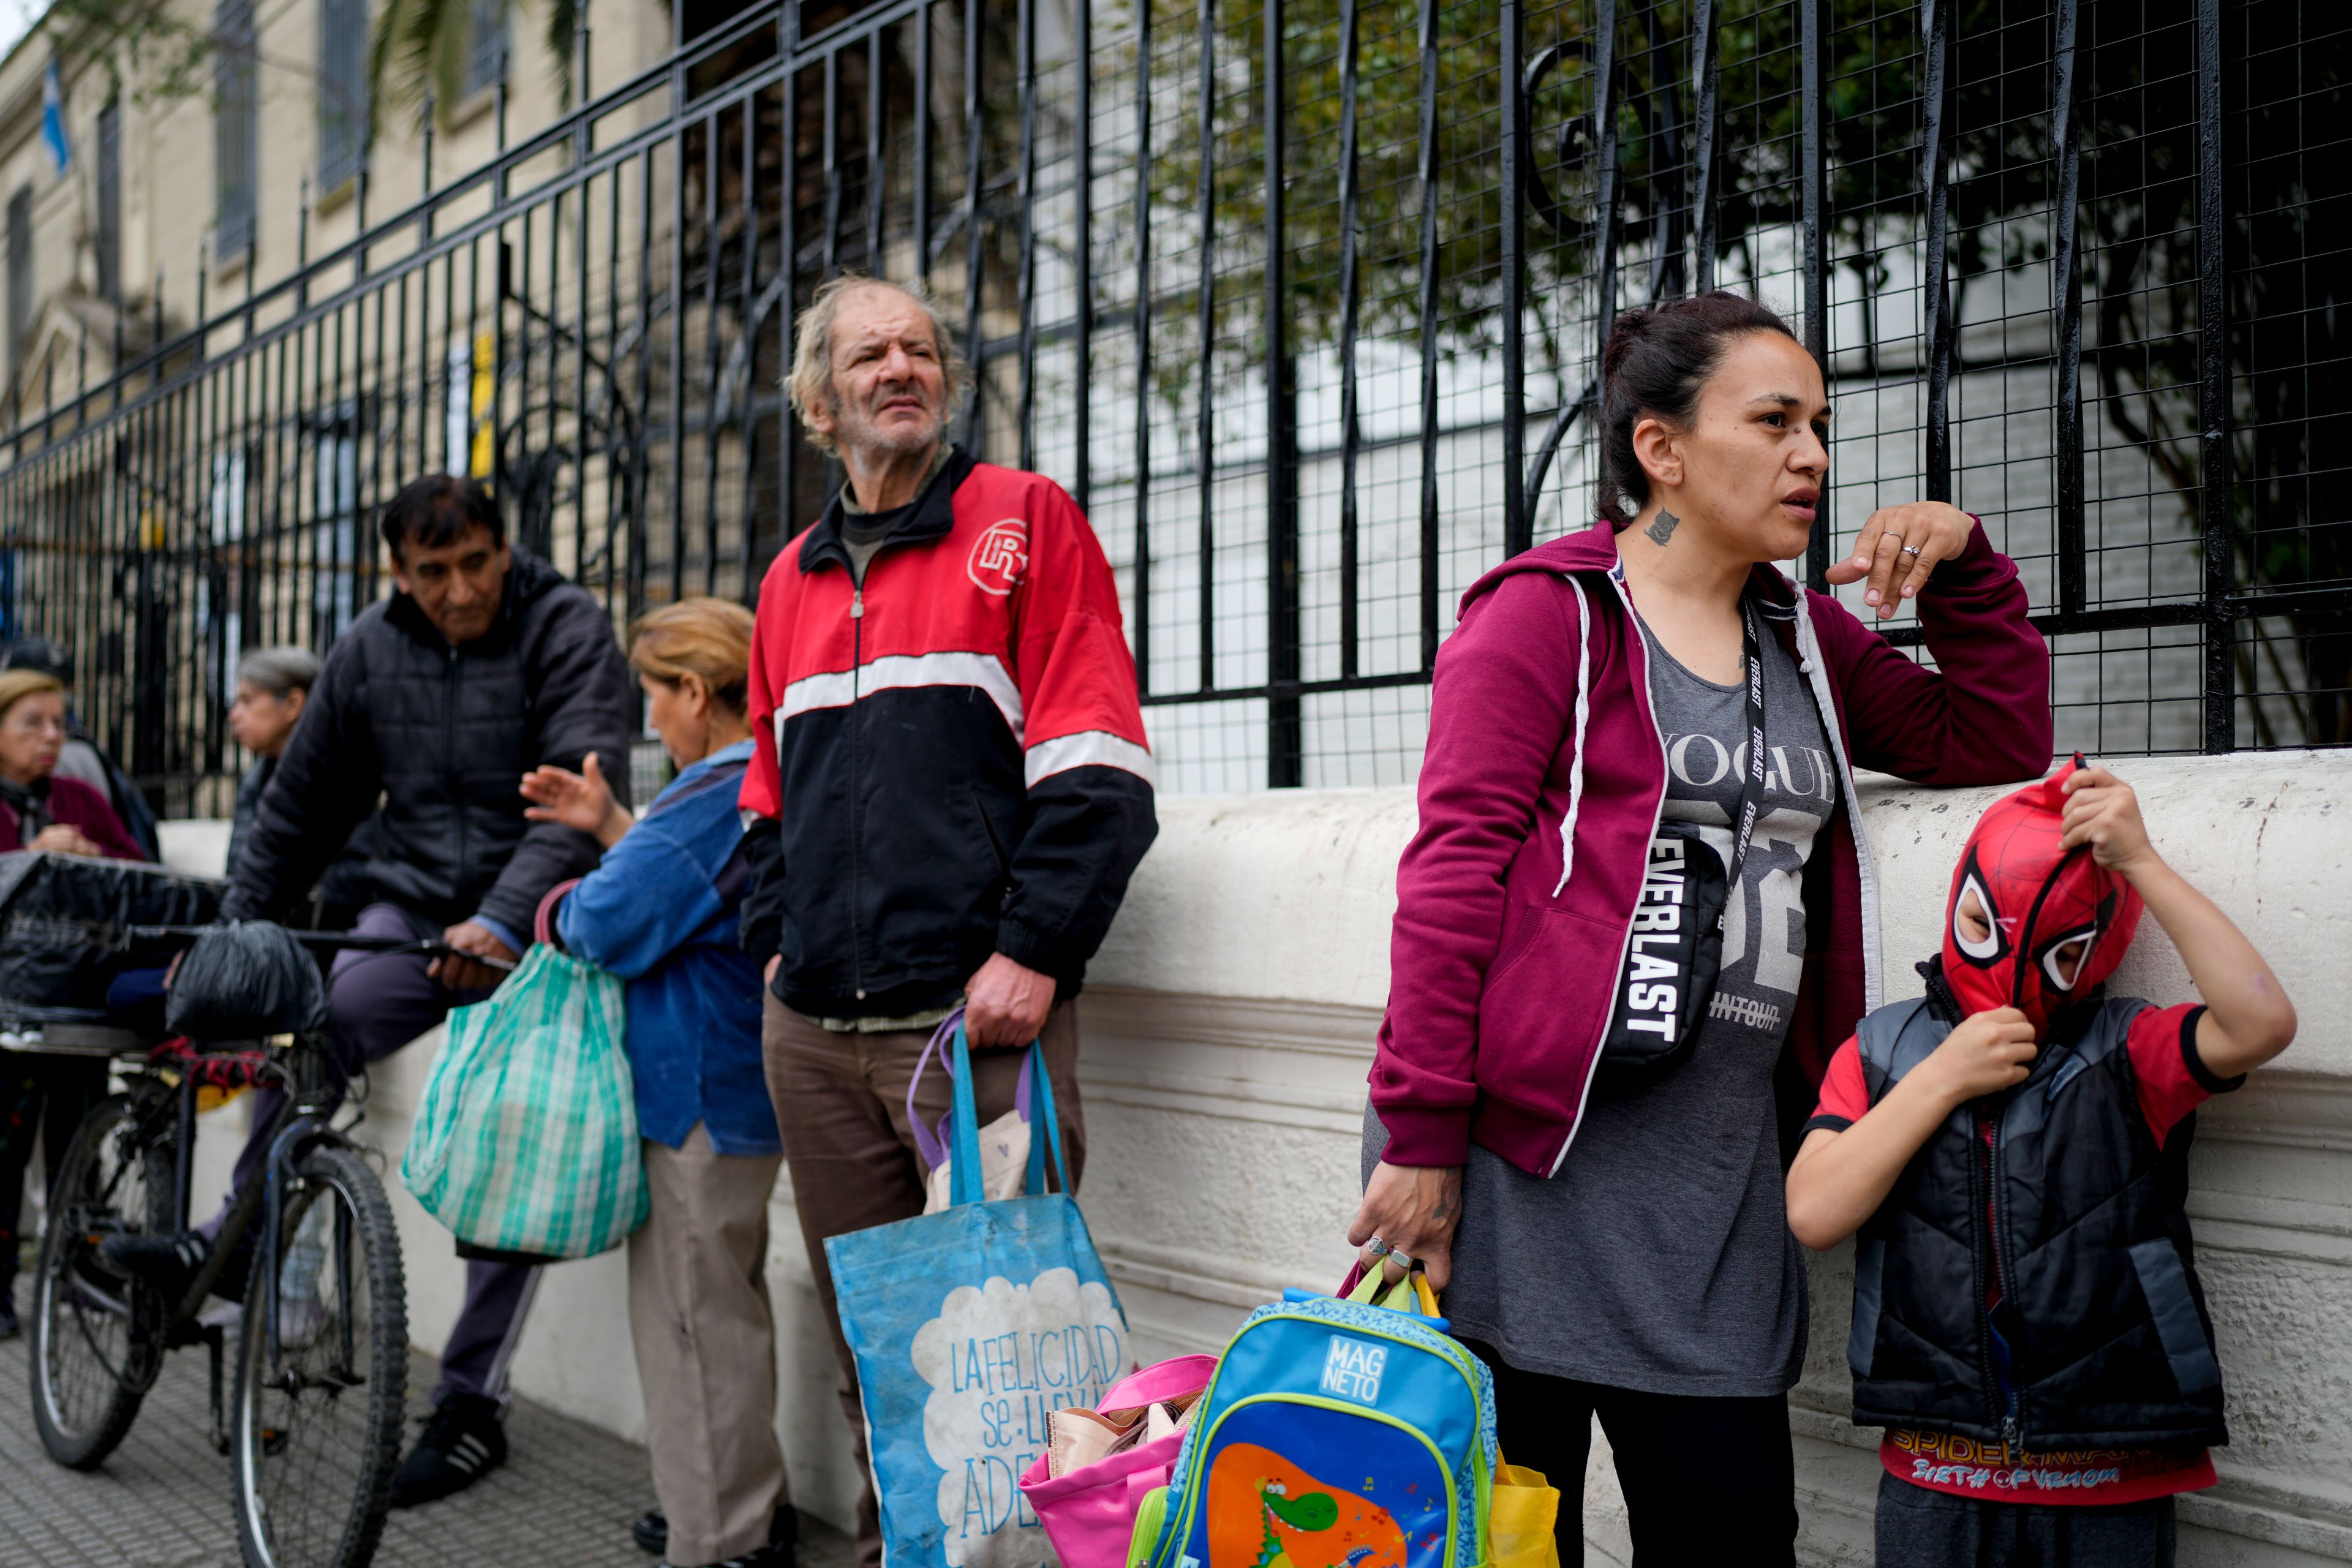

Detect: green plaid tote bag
399,941,647,1259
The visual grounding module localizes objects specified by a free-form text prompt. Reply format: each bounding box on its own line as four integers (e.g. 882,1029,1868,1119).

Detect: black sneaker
390,1393,507,1507
99,1229,208,1302
634,1510,666,1554
639,1507,796,1562
665,1540,794,1568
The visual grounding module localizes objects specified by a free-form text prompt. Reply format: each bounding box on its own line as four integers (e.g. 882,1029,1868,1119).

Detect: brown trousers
761,998,1087,1568
628,1126,790,1567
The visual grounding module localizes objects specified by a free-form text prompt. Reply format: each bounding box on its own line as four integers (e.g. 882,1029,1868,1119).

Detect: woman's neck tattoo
1645,510,1681,546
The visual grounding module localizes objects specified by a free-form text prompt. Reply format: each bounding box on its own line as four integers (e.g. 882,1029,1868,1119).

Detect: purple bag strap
907,1012,959,1172
907,1006,1034,1175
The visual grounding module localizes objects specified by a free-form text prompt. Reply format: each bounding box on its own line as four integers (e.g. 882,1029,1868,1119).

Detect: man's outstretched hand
963,952,1055,1048
430,920,519,992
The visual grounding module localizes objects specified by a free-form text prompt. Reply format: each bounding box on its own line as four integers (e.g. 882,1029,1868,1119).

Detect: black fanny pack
1597,603,1766,1082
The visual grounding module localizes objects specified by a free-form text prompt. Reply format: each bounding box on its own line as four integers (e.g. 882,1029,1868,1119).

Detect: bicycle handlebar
123,925,517,971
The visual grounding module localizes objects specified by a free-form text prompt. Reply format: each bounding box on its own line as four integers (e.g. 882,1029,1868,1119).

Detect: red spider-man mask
1942,756,2143,1038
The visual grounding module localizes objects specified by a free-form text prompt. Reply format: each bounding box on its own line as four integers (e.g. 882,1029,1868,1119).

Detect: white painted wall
159,752,2352,1562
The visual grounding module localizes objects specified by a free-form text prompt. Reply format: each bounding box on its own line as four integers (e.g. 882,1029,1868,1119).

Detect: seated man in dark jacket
111,475,636,1507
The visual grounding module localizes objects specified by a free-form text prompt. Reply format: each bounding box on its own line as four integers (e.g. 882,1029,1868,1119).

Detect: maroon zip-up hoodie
1370,517,2051,1177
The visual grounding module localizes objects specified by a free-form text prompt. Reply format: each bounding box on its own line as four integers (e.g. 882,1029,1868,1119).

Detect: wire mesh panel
0,0,2340,812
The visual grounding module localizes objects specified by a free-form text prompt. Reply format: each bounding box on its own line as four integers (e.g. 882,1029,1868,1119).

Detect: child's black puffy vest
1847,995,2228,1451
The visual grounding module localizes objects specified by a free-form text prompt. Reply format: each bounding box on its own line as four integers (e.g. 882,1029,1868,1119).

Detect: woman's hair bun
1599,309,1656,381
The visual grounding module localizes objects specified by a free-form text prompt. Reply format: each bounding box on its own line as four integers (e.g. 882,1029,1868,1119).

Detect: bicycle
16,921,469,1568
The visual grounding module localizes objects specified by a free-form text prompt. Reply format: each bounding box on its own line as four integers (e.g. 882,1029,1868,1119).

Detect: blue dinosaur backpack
1134,1279,1497,1568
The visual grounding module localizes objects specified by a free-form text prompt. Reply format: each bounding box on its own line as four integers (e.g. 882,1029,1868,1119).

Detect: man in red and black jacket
739,276,1156,1568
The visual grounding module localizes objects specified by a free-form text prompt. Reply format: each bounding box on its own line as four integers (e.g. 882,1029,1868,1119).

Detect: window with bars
94,100,119,303
464,0,509,98
6,186,31,380
318,0,369,192
215,0,257,258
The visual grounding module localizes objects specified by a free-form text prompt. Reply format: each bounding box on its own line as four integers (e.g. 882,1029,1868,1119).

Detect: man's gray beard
833,395,947,464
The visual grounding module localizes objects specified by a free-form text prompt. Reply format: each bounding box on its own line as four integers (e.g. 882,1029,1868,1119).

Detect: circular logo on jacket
967,518,1029,595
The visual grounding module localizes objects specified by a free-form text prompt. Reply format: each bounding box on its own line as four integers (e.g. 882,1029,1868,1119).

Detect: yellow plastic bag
1487,1460,1562,1568
1344,1267,1444,1317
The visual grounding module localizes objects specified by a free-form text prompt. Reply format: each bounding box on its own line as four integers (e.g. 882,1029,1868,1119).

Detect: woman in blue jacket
521,598,793,1568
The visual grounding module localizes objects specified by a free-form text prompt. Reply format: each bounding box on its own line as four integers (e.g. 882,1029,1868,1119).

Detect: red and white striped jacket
737,450,1158,1018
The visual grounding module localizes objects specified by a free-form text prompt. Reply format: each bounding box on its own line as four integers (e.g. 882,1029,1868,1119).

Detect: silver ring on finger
1901,544,1924,557
1365,1237,1389,1258
1386,1249,1416,1272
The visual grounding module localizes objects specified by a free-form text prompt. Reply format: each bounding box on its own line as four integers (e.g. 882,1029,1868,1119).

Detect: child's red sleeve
2127,1002,2234,1148
1803,1038,1871,1134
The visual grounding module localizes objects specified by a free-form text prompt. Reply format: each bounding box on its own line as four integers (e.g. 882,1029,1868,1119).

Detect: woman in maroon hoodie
1351,295,2051,1564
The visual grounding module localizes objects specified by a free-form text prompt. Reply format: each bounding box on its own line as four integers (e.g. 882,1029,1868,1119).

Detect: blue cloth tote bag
826,1017,1130,1568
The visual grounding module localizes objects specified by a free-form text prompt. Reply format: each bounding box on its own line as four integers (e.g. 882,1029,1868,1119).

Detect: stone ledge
158,752,2352,1565
2202,1067,2352,1156
2179,1477,2352,1562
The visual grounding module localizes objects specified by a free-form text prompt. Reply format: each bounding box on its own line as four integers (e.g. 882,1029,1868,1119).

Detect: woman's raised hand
1822,501,1977,619
1347,1159,1465,1291
521,751,627,845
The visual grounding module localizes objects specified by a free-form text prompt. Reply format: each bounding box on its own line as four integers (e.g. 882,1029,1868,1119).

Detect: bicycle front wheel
29,1091,168,1469
232,1142,408,1568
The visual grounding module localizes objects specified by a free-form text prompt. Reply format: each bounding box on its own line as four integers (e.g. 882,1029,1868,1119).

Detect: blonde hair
787,274,972,457
0,669,64,725
629,598,755,714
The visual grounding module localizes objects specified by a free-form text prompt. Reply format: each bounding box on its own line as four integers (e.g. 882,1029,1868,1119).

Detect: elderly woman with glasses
0,669,144,861
0,667,146,1338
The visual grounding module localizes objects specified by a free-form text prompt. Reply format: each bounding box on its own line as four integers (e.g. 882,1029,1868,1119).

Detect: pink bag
1017,1354,1217,1568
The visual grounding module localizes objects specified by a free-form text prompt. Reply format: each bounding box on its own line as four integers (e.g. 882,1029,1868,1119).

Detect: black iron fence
0,0,2342,809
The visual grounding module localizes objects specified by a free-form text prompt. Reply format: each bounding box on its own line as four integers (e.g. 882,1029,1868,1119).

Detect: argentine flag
40,61,67,173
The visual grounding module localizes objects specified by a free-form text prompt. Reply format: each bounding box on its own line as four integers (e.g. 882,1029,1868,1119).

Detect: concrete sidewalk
0,1331,851,1568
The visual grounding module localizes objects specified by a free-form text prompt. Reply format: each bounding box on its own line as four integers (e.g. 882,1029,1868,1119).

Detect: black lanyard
1717,600,1770,926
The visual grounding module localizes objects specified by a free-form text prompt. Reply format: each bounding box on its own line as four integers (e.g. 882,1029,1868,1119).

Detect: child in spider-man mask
1785,757,2297,1568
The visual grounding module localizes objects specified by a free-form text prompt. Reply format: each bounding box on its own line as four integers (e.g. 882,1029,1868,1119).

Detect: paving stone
0,1325,854,1568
